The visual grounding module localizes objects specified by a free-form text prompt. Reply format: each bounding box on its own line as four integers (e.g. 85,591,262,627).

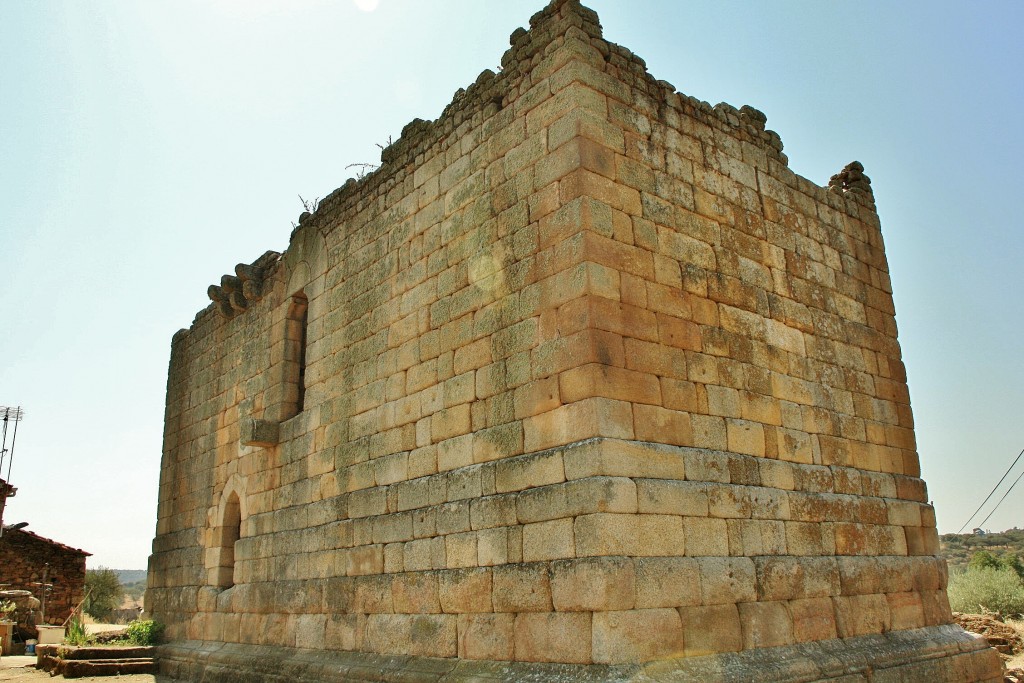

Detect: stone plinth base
158,625,1001,682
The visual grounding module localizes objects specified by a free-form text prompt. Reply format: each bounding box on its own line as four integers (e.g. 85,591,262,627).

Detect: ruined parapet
829,160,874,196
148,1,1002,681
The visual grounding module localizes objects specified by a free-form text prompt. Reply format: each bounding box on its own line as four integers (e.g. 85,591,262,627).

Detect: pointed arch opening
211,490,242,589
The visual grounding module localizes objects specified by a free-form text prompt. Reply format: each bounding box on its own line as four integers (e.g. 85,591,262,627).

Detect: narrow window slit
286,291,309,417
216,492,241,589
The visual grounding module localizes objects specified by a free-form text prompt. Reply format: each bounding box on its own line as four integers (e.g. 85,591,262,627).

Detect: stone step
34,644,159,678
61,658,157,678
35,644,155,659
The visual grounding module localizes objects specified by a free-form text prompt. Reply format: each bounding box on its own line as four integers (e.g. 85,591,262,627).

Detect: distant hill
112,569,147,585
110,569,148,602
940,528,1024,571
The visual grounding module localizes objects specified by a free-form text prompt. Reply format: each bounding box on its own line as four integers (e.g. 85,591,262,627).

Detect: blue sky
1,0,1021,569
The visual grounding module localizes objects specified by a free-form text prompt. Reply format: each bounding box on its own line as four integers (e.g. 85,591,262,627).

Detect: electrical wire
956,446,1024,534
975,465,1024,531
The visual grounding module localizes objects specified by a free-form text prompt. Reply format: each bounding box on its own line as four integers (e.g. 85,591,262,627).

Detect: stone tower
147,1,1001,680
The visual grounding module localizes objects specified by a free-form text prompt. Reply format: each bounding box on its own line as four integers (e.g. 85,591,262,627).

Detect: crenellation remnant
740,104,768,131
829,160,873,196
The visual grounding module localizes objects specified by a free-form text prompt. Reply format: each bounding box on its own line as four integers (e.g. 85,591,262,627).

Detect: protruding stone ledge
157,625,1000,682
241,418,280,448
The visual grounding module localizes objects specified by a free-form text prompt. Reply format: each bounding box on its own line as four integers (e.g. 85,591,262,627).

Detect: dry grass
1007,619,1024,669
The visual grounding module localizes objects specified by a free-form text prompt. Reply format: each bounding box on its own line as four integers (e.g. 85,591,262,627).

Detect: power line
975,466,1024,531
956,446,1024,534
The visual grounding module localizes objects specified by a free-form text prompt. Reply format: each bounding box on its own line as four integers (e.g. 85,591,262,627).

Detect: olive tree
85,568,123,622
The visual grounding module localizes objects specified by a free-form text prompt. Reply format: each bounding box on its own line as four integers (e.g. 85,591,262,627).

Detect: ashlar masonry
148,1,1002,681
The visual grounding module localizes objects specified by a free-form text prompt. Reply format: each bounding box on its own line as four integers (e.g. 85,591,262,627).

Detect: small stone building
147,1,1001,680
0,528,89,626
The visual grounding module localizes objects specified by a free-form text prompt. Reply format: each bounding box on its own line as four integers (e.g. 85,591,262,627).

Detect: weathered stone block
833,593,891,638
439,568,493,613
636,479,708,516
563,438,686,480
494,450,565,493
679,603,743,656
457,613,515,660
633,404,693,446
516,476,637,523
574,513,685,557
697,557,757,605
592,608,685,664
754,556,840,601
514,612,592,664
523,518,575,561
635,556,701,609
364,613,457,657
789,596,838,643
683,516,729,556
887,591,926,631
550,556,634,611
492,563,552,613
738,600,794,649
476,527,509,566
445,531,479,568
523,397,634,452
391,572,440,614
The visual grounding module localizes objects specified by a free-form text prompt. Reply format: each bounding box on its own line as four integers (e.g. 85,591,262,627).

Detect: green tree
85,568,124,622
968,550,1002,571
999,553,1024,579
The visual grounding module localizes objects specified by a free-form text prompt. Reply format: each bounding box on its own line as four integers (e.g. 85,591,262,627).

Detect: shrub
948,566,1024,617
121,619,164,646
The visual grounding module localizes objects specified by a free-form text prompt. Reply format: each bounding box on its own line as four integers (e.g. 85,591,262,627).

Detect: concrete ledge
157,624,1002,682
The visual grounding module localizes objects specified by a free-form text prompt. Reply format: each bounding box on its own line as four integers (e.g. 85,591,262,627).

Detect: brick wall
147,0,986,672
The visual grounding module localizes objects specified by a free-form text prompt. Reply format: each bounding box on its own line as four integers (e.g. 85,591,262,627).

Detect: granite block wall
148,1,1001,679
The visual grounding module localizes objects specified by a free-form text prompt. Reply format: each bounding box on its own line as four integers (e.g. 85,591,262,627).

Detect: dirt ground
1007,618,1024,669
